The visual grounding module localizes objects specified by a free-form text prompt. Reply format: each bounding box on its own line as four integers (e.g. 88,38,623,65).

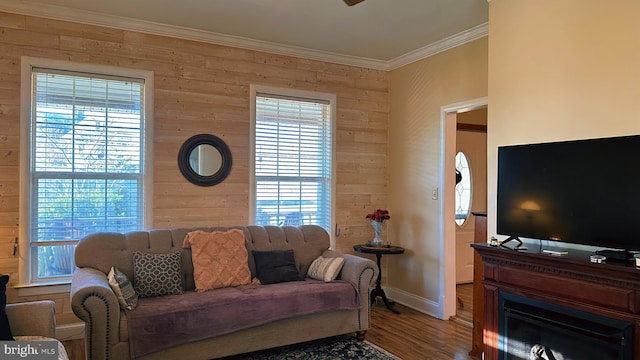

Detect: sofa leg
356,330,367,341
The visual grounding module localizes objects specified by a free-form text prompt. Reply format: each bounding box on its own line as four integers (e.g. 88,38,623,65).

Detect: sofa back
74,225,330,291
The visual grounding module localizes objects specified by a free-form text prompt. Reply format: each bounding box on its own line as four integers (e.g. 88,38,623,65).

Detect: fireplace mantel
472,243,640,359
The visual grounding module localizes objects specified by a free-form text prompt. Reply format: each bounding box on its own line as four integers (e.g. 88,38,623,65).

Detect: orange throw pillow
183,229,252,291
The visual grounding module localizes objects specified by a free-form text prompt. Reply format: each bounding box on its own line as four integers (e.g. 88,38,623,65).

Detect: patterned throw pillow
183,229,252,291
107,267,138,310
133,251,183,298
307,256,345,282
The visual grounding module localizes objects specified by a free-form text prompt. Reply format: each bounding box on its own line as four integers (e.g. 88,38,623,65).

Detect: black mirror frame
178,134,232,187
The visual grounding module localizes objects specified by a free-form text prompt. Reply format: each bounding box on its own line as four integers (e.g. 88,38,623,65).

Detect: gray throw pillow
133,251,183,298
252,250,303,285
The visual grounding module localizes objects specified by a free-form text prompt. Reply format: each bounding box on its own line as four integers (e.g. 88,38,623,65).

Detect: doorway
453,108,487,324
455,108,487,284
440,97,487,319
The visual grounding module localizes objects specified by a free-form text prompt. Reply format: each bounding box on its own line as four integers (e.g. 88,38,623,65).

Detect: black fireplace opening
499,292,633,360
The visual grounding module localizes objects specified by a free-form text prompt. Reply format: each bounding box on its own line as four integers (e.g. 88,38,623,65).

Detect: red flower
366,209,390,223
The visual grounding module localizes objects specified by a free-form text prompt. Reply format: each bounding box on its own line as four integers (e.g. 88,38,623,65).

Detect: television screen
497,135,640,250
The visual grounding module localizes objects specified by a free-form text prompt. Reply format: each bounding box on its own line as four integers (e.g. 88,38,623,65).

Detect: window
20,58,153,285
250,85,335,232
455,151,472,226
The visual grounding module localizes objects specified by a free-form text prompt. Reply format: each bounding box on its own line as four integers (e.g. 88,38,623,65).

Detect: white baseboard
384,286,444,320
56,322,85,341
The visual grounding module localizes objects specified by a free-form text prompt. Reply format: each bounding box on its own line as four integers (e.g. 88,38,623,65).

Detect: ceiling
0,0,488,69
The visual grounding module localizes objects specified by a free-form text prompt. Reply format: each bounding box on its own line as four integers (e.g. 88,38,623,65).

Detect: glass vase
370,220,385,247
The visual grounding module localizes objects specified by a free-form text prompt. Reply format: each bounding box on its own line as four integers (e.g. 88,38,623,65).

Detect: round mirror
189,144,223,177
178,134,232,186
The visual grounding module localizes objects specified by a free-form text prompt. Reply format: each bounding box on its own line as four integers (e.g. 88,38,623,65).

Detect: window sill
14,281,71,296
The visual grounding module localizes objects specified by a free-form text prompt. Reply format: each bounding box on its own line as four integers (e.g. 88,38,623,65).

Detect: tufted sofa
70,225,378,360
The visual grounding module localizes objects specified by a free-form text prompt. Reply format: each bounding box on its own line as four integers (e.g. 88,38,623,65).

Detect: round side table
353,244,405,314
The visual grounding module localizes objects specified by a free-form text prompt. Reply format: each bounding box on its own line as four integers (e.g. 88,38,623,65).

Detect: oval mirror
178,134,232,186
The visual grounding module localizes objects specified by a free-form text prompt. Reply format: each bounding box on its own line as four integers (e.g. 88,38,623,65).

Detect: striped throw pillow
307,256,345,282
107,267,138,310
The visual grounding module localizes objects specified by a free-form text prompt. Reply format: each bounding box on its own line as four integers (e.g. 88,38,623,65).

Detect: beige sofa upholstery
7,300,56,338
8,300,70,360
71,225,378,360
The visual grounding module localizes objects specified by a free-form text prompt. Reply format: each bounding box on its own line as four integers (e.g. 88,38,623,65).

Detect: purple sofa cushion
126,279,359,358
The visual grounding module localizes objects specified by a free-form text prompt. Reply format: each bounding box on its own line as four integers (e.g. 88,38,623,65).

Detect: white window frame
18,57,154,291
249,84,336,246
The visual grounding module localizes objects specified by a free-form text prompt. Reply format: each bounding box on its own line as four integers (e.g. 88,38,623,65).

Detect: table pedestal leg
370,253,400,314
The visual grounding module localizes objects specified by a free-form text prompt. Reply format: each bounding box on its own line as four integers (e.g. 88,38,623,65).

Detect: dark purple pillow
0,274,13,340
252,250,303,285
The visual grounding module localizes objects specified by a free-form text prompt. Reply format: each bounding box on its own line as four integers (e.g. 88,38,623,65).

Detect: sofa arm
325,251,378,288
6,300,56,338
71,267,120,360
322,250,378,331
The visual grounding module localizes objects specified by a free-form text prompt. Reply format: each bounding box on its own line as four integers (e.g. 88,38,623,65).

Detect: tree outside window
25,66,147,282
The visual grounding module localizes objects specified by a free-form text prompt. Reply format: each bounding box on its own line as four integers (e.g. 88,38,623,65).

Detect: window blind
254,93,332,231
29,69,145,280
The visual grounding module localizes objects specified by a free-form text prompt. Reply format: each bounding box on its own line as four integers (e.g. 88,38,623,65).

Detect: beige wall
456,108,488,216
388,38,487,309
0,11,388,324
457,107,487,126
487,0,640,241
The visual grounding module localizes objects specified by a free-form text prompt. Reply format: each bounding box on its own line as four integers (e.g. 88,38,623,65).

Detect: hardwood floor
61,338,85,360
62,339,85,360
62,285,475,360
454,283,473,325
367,293,474,360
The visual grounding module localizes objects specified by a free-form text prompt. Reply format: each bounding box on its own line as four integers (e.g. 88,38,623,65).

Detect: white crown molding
0,0,487,71
386,22,488,71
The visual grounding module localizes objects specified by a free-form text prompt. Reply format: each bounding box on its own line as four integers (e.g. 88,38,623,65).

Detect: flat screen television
497,135,640,251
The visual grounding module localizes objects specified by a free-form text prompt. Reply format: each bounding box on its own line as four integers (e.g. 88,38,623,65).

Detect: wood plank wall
0,11,389,324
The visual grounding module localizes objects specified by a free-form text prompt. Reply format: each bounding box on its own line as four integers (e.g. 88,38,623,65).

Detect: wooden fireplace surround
472,243,640,360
